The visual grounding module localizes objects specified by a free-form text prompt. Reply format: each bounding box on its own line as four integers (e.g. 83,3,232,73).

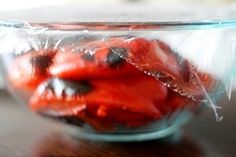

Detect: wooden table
0,90,235,157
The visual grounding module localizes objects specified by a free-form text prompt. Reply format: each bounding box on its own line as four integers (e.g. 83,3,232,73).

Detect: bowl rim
1,20,236,31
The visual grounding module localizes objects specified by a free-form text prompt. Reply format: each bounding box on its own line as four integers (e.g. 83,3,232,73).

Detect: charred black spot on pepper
63,80,92,96
81,53,95,61
30,54,53,74
106,47,128,68
42,78,92,96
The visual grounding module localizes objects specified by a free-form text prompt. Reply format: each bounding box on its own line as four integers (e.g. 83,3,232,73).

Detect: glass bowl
0,21,235,141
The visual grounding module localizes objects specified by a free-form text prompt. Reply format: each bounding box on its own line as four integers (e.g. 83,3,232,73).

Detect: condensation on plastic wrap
0,22,236,131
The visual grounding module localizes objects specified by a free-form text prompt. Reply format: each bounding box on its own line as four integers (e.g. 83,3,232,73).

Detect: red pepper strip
87,76,167,117
49,38,182,81
30,76,167,128
8,49,56,91
127,38,216,98
127,38,181,79
127,38,216,99
49,47,141,80
77,105,154,130
77,104,156,130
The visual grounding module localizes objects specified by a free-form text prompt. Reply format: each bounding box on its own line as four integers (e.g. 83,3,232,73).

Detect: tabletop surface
0,90,235,157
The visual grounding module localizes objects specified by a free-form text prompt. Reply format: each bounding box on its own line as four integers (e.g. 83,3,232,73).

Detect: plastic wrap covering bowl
0,20,235,141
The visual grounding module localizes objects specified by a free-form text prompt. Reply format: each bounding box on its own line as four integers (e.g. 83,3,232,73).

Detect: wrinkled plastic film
0,23,236,130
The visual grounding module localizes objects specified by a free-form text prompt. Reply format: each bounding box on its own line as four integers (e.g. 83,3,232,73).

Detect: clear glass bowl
0,21,235,141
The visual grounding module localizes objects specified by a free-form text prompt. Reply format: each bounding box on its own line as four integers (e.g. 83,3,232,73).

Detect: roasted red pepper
30,76,167,129
8,37,215,130
49,46,141,80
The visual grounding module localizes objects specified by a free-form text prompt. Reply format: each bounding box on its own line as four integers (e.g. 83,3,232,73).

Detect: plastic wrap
0,4,236,139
